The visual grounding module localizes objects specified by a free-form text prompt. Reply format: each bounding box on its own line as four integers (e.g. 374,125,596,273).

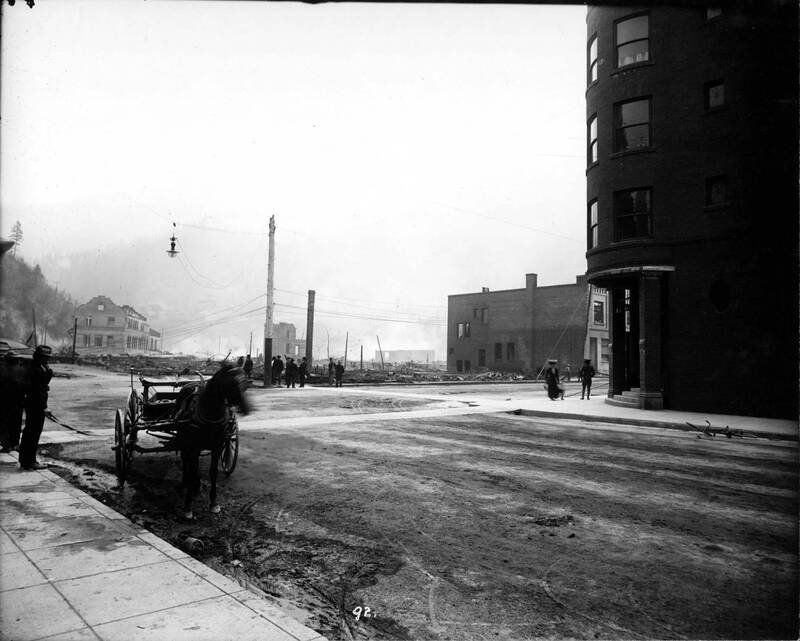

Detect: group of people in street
0,344,54,470
544,357,595,401
270,355,310,388
327,358,344,387
235,354,254,379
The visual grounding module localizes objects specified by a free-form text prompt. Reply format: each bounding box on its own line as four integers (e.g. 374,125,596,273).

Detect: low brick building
74,295,161,355
447,274,608,377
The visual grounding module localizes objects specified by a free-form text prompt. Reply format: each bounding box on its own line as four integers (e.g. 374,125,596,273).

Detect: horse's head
209,364,251,415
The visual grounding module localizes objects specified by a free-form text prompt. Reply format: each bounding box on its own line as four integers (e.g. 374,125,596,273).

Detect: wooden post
360,345,363,370
264,215,276,387
306,290,315,365
71,317,78,363
376,335,385,371
344,332,349,369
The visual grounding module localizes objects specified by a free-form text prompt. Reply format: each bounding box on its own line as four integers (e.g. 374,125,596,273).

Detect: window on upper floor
588,200,599,249
95,335,103,347
97,304,104,311
85,316,92,327
107,317,115,325
705,80,725,110
614,98,651,152
588,35,598,84
448,347,454,355
457,322,471,339
614,187,652,241
494,342,502,361
83,335,91,347
593,301,605,325
588,115,598,165
705,175,728,206
616,13,649,68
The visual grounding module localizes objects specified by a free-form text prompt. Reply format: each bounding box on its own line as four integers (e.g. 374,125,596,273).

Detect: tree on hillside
10,221,22,255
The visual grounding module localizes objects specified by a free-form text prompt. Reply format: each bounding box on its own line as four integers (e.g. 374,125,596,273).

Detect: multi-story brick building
585,4,797,416
273,322,306,358
447,274,608,377
74,295,161,355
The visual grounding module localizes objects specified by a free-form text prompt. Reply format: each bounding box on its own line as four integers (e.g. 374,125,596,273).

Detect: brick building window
97,304,104,311
448,347,454,355
84,335,91,347
107,335,114,346
614,98,651,152
457,322,471,339
614,188,652,240
588,115,598,164
616,14,649,68
456,360,463,373
94,335,103,347
593,301,605,325
601,338,610,368
705,175,728,206
494,342,502,361
480,308,488,323
588,200,599,249
506,343,516,361
107,317,115,325
85,316,93,327
588,34,598,84
705,81,725,110
478,349,486,367
464,360,472,373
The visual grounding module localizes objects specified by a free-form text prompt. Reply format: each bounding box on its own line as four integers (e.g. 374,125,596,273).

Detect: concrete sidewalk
0,452,327,641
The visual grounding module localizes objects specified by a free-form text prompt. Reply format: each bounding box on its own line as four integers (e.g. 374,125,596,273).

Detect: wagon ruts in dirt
113,365,250,518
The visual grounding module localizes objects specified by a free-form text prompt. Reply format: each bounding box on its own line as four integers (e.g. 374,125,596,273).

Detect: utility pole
305,290,315,365
376,335,385,371
264,215,276,387
344,332,349,369
360,345,363,370
71,317,78,364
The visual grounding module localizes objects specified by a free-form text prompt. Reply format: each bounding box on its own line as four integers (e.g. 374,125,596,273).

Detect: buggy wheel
220,414,239,476
125,390,140,440
114,409,128,485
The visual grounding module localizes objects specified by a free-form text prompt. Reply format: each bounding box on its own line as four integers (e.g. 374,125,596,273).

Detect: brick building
447,274,608,377
74,295,161,355
273,322,306,358
585,4,797,416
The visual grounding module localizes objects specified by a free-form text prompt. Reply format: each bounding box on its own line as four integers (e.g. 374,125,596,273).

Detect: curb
512,409,798,441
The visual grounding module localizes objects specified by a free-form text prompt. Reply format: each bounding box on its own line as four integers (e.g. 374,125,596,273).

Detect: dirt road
42,366,798,640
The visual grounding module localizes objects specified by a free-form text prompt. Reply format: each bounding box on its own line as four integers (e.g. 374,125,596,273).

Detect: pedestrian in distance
544,359,564,401
236,355,244,368
0,346,27,453
334,360,345,388
19,345,54,470
565,363,572,382
243,354,253,379
328,358,335,386
272,355,284,386
579,358,596,400
298,356,308,387
285,357,297,388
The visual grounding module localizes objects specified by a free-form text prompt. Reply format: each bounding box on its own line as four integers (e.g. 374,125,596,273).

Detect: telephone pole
305,290,315,366
264,215,276,386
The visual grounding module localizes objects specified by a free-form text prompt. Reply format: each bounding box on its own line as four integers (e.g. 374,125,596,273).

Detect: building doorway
612,286,640,391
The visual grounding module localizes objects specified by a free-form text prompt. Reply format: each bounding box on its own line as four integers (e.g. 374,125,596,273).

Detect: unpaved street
42,366,798,640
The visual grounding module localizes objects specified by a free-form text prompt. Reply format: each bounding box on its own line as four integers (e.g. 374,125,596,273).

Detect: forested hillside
0,253,77,349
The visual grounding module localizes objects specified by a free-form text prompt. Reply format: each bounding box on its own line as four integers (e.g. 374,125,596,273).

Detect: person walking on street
334,360,345,388
272,355,284,386
328,358,335,386
285,358,297,388
544,359,563,401
298,356,308,387
579,358,596,400
19,345,54,470
243,354,253,379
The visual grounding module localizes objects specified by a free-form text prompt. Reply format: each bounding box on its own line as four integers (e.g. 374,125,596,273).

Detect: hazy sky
1,1,587,359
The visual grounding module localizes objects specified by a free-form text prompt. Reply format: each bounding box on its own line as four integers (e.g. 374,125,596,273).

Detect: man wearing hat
579,358,596,400
19,345,54,470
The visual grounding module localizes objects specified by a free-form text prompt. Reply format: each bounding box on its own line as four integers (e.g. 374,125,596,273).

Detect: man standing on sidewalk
19,345,53,470
579,358,596,400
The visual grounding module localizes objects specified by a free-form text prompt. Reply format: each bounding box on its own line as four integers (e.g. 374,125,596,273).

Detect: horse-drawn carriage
113,365,249,517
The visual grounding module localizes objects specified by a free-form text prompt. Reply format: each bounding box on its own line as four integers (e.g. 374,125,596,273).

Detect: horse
174,364,250,519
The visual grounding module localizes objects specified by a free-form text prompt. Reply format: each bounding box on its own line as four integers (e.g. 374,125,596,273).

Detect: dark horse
175,364,250,519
